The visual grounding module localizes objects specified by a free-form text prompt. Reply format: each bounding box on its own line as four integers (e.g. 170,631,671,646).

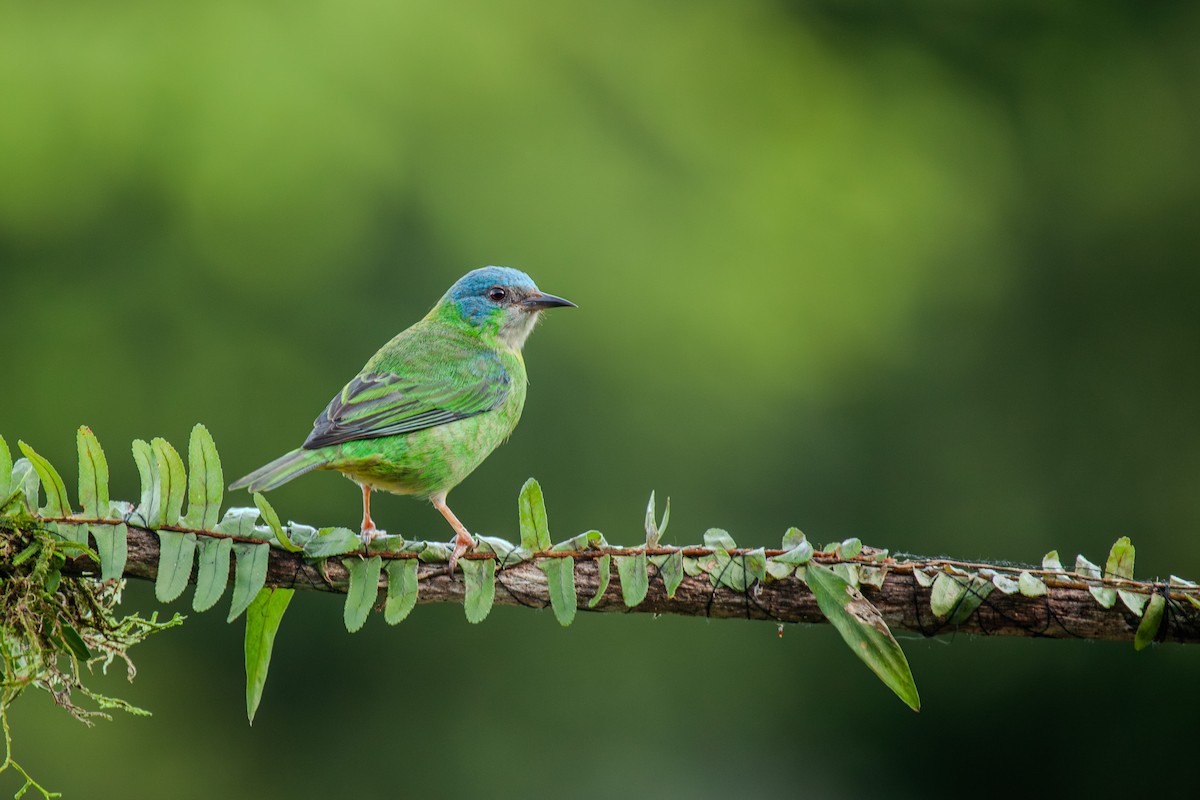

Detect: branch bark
63,525,1200,645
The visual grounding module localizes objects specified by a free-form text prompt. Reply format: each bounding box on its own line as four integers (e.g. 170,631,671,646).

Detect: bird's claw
360,526,387,545
448,532,476,573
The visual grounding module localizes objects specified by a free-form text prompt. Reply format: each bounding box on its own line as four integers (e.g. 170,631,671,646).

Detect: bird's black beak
522,292,577,310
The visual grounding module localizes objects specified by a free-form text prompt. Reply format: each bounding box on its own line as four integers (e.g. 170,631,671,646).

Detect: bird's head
437,266,575,349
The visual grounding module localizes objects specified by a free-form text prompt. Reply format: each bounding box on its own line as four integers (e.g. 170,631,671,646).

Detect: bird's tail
229,448,327,493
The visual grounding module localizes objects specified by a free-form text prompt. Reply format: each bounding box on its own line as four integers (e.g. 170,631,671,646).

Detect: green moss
0,519,182,798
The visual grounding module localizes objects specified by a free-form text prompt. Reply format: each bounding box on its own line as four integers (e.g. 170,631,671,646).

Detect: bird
229,266,575,569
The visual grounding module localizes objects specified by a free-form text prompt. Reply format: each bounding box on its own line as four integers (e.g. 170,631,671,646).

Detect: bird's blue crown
444,266,539,326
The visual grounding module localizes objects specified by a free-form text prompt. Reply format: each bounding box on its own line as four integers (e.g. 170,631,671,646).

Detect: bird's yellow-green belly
321,384,525,498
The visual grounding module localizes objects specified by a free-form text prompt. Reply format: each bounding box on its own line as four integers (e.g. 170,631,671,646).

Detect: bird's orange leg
431,492,474,571
360,484,383,541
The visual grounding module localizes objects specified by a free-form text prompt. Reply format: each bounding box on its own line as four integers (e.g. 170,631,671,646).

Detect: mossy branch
56,523,1200,644
5,422,1199,791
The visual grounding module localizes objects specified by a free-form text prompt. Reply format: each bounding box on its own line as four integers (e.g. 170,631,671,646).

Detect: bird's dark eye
487,287,507,302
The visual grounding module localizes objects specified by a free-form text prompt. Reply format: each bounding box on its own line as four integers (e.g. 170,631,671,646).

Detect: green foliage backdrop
2,1,1198,797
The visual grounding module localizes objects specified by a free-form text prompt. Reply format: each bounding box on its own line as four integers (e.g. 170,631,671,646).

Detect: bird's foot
448,531,476,573
360,524,387,544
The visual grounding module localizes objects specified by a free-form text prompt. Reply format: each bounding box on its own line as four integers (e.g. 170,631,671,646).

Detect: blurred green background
3,0,1199,796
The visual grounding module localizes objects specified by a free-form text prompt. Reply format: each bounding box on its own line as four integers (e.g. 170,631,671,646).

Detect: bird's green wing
302,348,511,449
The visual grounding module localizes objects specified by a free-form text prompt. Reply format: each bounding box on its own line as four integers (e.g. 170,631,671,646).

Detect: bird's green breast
322,347,527,498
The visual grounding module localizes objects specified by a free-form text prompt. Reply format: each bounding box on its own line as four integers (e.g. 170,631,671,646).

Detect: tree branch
65,525,1200,644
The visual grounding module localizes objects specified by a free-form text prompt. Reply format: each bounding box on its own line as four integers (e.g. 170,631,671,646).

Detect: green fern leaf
384,559,419,624
342,555,382,633
155,530,197,602
228,542,270,622
182,424,223,530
